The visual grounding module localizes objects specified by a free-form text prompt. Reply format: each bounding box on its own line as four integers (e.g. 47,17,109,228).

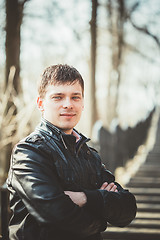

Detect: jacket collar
39,117,62,136
36,117,90,152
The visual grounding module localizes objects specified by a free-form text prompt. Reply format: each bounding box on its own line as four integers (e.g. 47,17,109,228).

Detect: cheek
44,102,58,114
76,101,84,110
76,106,83,117
80,104,84,111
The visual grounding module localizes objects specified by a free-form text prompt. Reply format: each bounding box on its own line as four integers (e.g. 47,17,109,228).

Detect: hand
100,182,118,192
64,191,87,207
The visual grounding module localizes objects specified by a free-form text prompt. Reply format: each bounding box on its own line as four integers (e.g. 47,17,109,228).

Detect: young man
7,64,137,240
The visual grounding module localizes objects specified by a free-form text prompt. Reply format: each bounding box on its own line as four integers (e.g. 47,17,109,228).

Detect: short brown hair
38,64,84,98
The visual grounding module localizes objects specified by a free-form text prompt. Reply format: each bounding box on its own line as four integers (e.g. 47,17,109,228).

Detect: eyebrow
51,93,64,95
51,92,82,96
72,92,82,95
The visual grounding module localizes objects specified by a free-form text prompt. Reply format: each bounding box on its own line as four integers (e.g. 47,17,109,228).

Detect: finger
105,182,115,191
64,191,72,197
100,182,108,189
110,185,117,192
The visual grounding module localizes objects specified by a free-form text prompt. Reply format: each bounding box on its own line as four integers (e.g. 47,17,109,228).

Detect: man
7,64,137,240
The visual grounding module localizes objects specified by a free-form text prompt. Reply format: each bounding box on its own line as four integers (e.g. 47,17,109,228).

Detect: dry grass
0,66,39,183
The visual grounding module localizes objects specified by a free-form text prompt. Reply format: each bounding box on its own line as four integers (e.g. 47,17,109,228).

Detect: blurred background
0,0,160,238
0,0,160,183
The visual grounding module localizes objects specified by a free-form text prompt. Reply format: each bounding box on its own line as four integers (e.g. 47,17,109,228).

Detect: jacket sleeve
7,140,106,237
84,164,137,227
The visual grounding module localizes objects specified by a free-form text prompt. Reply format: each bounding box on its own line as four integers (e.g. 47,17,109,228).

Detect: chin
61,124,75,132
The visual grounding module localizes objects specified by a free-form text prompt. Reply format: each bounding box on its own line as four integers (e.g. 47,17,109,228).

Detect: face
37,81,84,134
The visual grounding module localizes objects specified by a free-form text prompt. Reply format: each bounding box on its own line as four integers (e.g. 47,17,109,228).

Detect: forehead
45,81,83,96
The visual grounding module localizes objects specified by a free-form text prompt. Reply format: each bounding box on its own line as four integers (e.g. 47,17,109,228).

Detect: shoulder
14,132,50,155
84,145,102,164
88,146,100,158
88,146,98,153
25,133,45,143
11,132,53,168
14,132,45,149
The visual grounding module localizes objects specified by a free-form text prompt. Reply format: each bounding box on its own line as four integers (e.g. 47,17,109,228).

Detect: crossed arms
65,182,118,207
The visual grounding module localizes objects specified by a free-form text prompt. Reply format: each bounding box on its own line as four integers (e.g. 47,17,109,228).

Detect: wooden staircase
102,120,160,240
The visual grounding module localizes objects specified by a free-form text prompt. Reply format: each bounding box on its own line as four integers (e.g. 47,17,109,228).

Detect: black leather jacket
7,118,137,240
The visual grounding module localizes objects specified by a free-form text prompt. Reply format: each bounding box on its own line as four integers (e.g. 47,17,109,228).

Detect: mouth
60,113,76,117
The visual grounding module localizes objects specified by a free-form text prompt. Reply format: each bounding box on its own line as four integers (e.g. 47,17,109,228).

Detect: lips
60,113,76,117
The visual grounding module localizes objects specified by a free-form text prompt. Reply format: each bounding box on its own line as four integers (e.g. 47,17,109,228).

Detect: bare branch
126,2,140,17
130,19,160,49
125,42,160,65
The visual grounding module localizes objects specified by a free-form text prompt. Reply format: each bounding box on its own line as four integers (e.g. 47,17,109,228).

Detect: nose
63,97,73,109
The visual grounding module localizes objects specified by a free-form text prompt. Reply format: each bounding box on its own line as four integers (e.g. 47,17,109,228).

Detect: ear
37,96,44,112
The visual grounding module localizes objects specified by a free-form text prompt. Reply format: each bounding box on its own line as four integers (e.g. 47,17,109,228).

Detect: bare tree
106,0,125,128
1,0,29,184
5,0,29,93
105,0,160,128
126,2,160,50
90,0,98,130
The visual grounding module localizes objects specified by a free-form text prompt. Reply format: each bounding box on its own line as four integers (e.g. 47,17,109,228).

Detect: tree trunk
106,0,125,129
5,0,26,93
90,0,98,131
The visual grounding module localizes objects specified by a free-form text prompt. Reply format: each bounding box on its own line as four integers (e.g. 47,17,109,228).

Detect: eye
72,96,81,100
52,96,62,100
